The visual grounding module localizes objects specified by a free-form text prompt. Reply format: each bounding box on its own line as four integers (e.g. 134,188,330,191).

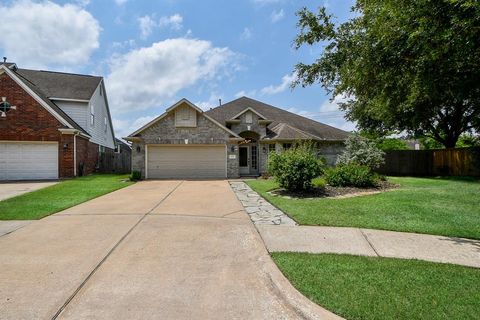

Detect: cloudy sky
0,0,356,138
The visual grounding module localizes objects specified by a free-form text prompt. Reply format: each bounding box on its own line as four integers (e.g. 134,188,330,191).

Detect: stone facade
317,141,346,166
229,111,267,138
129,101,346,179
132,103,240,179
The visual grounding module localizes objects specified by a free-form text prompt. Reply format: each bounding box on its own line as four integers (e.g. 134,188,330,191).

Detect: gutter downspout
73,131,79,177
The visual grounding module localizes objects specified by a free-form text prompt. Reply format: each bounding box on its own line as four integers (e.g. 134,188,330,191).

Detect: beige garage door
147,145,226,179
0,141,58,180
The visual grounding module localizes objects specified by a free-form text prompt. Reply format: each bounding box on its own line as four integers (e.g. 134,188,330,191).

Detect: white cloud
240,27,252,40
75,0,91,6
138,14,183,39
235,90,257,98
138,15,157,39
0,1,100,69
106,38,238,114
319,94,349,112
113,115,156,138
159,14,183,30
270,9,285,23
195,93,223,111
260,73,296,95
114,0,128,5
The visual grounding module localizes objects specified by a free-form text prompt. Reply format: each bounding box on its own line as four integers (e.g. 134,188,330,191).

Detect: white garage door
0,142,59,180
147,145,226,179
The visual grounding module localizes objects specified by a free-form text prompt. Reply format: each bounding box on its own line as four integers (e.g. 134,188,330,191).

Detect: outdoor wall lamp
230,146,236,152
63,143,69,149
263,146,267,153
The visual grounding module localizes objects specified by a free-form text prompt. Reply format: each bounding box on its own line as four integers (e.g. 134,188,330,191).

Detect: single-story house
0,62,117,180
126,97,349,179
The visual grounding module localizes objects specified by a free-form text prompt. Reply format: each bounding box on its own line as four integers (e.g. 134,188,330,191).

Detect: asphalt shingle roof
16,69,102,100
206,97,350,141
13,70,89,135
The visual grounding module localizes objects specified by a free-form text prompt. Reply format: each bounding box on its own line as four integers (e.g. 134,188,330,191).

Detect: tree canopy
293,0,480,148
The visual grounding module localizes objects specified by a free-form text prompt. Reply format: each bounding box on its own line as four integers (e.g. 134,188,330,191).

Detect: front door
239,146,249,175
239,145,259,176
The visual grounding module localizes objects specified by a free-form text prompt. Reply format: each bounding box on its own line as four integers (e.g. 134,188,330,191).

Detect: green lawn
273,253,480,320
247,177,480,239
0,174,133,220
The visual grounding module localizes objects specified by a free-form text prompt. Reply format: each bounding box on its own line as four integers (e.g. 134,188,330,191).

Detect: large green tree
293,0,480,148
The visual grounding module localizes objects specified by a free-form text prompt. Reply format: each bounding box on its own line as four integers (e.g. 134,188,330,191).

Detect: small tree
337,135,385,169
268,144,323,191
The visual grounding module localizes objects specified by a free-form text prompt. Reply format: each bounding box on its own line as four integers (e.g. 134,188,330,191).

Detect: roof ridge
17,68,102,78
278,123,320,140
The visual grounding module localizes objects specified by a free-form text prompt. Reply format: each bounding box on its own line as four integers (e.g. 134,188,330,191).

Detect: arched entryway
238,131,260,176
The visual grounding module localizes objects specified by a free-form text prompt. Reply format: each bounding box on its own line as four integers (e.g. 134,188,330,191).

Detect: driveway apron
0,180,337,320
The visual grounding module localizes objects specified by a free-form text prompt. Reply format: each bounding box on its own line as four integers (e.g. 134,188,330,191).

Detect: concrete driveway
0,180,337,320
0,181,58,201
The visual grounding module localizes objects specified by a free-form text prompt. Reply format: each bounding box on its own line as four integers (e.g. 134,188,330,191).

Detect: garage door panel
147,145,226,179
0,142,58,180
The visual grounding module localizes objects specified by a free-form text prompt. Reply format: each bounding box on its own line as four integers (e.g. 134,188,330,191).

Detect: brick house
0,62,116,180
126,97,349,179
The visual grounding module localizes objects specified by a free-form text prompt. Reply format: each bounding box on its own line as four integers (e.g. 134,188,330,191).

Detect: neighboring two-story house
0,62,116,180
126,97,349,179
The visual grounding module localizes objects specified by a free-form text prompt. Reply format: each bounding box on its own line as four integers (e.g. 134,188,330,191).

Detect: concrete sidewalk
258,225,480,268
231,181,480,268
0,180,340,320
0,181,58,201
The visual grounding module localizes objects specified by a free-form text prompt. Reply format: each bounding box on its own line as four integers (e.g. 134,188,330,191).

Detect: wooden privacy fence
98,150,131,174
377,148,480,177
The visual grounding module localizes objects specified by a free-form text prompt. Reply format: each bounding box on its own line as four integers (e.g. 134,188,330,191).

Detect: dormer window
245,111,253,124
90,104,95,126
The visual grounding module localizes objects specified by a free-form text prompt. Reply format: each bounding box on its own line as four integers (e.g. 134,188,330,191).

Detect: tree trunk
443,134,459,149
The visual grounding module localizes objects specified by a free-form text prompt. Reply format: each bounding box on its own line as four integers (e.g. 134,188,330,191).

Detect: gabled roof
16,68,102,101
229,107,268,121
267,123,320,141
206,96,350,141
127,98,242,139
0,64,89,135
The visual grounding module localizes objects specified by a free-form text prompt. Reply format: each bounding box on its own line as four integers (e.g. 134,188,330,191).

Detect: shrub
312,177,327,189
130,171,142,181
325,163,378,188
337,135,385,169
268,144,324,191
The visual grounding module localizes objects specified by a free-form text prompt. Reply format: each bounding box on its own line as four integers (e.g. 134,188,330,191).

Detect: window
90,104,95,126
251,145,258,170
99,85,103,96
104,117,107,132
114,144,121,153
269,144,276,154
98,145,105,154
245,111,253,124
283,143,292,151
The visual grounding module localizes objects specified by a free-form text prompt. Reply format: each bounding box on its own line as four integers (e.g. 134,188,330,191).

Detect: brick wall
76,137,99,176
0,72,77,178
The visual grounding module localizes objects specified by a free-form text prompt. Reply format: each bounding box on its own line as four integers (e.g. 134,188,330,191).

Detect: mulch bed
268,180,399,199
